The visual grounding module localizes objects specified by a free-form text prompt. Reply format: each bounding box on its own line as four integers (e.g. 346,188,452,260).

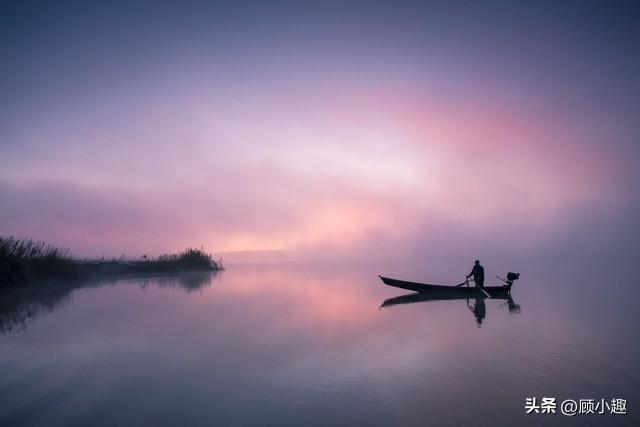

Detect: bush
153,247,220,271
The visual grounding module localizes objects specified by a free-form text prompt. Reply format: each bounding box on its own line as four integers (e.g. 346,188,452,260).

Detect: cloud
1,9,638,261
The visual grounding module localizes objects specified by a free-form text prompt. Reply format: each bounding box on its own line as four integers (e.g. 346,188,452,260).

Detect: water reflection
468,297,486,324
0,282,74,334
0,262,638,426
134,271,218,292
381,292,522,325
0,272,218,334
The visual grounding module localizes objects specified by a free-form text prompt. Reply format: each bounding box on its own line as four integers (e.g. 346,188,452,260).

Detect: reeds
0,236,74,285
0,236,70,261
0,237,222,287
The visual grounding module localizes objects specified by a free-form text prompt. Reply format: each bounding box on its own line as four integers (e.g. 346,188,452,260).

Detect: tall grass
0,236,70,260
0,236,74,285
0,236,222,287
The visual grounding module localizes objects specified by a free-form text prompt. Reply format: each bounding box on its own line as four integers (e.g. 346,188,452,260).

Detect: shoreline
0,237,223,287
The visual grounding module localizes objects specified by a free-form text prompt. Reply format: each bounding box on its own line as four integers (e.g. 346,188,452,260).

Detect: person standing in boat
466,260,485,288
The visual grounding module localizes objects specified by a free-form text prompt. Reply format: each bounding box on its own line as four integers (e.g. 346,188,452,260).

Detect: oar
463,276,491,297
462,277,491,297
455,277,470,287
456,277,490,297
477,285,491,298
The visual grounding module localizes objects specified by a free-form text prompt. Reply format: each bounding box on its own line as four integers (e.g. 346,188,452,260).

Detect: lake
0,260,637,426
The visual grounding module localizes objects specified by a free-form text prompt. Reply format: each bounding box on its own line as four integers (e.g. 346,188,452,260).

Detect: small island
0,236,223,287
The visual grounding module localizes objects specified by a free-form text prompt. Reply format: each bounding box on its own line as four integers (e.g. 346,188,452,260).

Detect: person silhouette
472,298,486,325
466,260,485,288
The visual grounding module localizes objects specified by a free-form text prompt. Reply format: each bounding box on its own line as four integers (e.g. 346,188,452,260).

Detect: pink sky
1,78,630,259
1,2,637,260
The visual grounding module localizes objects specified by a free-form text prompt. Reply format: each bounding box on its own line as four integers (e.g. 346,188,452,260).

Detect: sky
1,0,639,261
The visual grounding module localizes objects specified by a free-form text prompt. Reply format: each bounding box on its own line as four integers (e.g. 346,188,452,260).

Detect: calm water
0,260,638,426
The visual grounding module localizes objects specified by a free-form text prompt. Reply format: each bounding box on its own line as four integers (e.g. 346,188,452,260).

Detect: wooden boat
378,273,519,299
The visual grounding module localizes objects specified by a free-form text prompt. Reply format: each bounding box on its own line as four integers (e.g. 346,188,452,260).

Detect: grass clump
0,236,75,285
139,247,221,272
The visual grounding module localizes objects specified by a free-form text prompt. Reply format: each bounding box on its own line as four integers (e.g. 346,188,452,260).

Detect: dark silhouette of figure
466,260,485,288
467,298,486,325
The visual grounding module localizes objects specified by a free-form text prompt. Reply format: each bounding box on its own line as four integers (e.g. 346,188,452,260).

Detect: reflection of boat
379,275,514,298
381,291,515,308
380,288,522,325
